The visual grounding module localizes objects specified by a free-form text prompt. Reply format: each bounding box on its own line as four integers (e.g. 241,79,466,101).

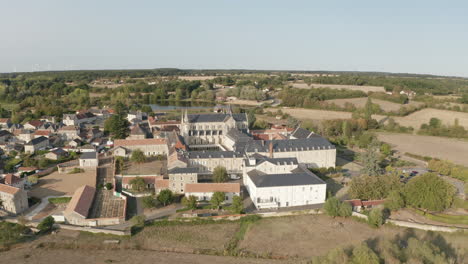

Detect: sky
1,0,468,77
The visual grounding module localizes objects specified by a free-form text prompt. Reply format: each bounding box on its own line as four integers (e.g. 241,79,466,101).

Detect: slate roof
0,130,11,137
168,167,199,174
247,166,325,188
291,127,313,139
26,136,49,146
226,128,251,142
130,124,146,135
187,113,247,123
243,137,334,153
80,151,97,160
187,151,243,159
248,154,298,166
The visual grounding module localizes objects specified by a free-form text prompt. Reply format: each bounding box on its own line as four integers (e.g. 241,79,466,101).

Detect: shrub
229,195,244,214
130,149,146,163
324,197,351,217
181,195,197,210
37,216,55,233
105,183,113,190
384,190,405,211
210,192,225,210
142,195,158,209
68,168,84,174
130,215,146,227
368,208,384,227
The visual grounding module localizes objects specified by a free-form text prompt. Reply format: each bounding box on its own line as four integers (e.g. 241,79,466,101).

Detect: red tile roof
27,120,44,128
34,130,51,136
156,179,169,189
0,183,20,195
185,183,240,193
0,118,11,123
4,174,22,185
65,185,95,218
114,138,166,147
18,167,38,172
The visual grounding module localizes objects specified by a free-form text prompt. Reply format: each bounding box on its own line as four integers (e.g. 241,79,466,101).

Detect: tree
359,138,383,176
37,216,55,233
115,156,124,174
213,166,228,183
130,149,146,163
247,109,256,128
157,189,174,206
324,197,351,217
210,192,225,210
368,208,385,227
129,177,146,192
229,195,244,214
364,98,374,120
28,175,39,185
403,173,455,211
349,174,401,200
380,143,392,157
142,195,158,209
182,195,197,210
384,190,405,211
351,243,380,264
104,114,130,139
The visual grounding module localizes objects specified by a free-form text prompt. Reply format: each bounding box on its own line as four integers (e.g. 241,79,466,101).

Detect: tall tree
213,166,228,183
359,138,383,176
404,173,455,211
211,192,225,210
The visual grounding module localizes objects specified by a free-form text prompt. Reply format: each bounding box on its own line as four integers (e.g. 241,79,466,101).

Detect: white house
0,183,29,214
243,157,326,210
185,183,240,203
79,152,98,167
113,138,168,157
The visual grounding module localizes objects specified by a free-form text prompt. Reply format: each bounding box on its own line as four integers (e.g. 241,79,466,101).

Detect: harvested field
123,158,166,176
290,82,385,93
225,99,263,106
29,168,96,198
132,222,239,251
1,247,279,264
325,97,424,112
178,76,217,81
267,107,352,121
240,214,468,259
391,108,468,129
377,132,468,167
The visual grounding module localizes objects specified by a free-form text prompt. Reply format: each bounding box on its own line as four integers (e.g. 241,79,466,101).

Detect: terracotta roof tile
65,185,95,218
4,174,22,185
156,179,169,189
0,183,20,195
185,183,240,193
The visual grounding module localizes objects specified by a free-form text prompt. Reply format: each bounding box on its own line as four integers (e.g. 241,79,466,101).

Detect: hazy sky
1,0,467,76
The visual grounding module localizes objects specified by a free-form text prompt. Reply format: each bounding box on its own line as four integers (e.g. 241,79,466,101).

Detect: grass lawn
412,208,468,225
48,197,72,204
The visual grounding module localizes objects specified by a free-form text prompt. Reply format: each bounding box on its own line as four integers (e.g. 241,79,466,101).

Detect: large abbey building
180,110,249,146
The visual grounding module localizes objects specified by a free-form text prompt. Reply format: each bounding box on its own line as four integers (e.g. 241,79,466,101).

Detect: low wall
56,224,130,236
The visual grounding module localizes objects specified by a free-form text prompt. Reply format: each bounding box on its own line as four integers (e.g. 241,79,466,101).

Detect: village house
168,167,198,193
0,130,11,142
23,120,44,130
63,112,97,126
0,118,12,128
24,136,49,153
79,152,98,167
122,176,157,191
126,124,147,140
0,174,26,189
113,138,168,157
187,151,244,174
58,125,80,140
45,148,68,160
0,183,29,214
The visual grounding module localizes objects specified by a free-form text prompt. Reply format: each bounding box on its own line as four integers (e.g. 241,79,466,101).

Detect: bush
384,190,405,211
37,216,55,233
130,215,146,227
229,195,244,214
210,192,225,210
368,208,385,227
181,195,197,210
48,197,72,204
324,197,351,217
68,168,84,174
142,195,158,209
403,173,456,212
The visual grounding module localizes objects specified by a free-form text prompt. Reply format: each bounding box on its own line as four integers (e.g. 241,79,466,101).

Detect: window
225,196,228,201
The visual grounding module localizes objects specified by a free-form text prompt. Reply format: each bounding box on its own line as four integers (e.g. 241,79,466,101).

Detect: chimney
269,142,273,158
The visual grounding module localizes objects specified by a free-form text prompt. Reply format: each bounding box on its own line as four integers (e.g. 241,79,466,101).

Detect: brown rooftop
114,138,166,147
65,185,96,218
0,183,20,195
185,183,240,193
